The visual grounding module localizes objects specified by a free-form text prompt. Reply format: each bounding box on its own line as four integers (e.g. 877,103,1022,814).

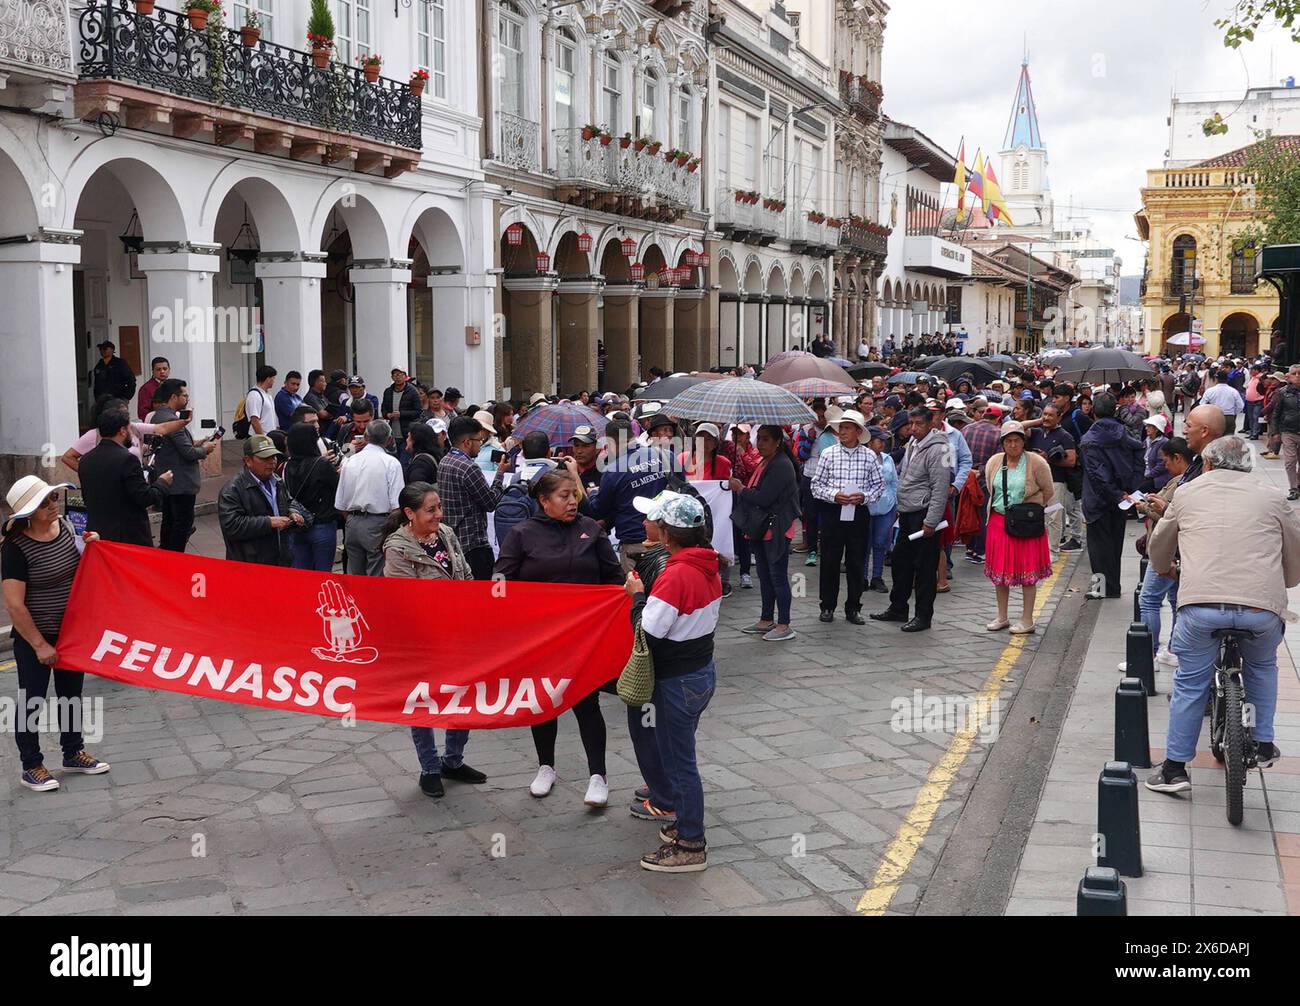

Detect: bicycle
1208,628,1258,826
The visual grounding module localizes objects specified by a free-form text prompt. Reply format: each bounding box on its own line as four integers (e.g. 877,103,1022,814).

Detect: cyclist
1145,435,1300,794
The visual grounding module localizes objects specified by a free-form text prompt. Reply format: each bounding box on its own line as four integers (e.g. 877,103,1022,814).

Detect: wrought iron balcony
550,131,700,216
839,221,889,260
500,111,540,172
1162,279,1203,302
554,128,617,187
839,75,881,122
77,0,421,151
1,0,75,83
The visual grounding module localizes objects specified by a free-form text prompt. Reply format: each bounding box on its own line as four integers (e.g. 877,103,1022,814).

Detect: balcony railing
840,221,889,259
716,190,758,236
1,0,75,80
840,77,881,121
77,0,421,148
1163,279,1203,301
554,128,616,186
552,130,700,211
501,111,540,171
1231,277,1259,295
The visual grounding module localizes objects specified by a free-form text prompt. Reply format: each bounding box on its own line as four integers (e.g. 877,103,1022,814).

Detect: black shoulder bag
1002,461,1045,539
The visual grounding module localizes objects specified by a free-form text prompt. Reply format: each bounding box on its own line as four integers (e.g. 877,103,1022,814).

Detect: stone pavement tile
1142,822,1193,848
237,878,352,911
817,810,892,845
1193,876,1287,912
124,894,237,915
1128,899,1192,916
1005,897,1074,916
1195,905,1287,916
1189,802,1273,830
1033,799,1096,827
113,855,223,887
783,853,862,893
1192,850,1282,883
117,878,228,904
46,838,148,862
730,859,816,902
16,890,119,916
0,873,62,902
1017,844,1094,875
1276,833,1300,857
0,898,26,916
1270,810,1300,833
757,831,844,857
1142,845,1192,875
6,854,109,882
311,799,403,825
1116,871,1192,904
177,782,261,803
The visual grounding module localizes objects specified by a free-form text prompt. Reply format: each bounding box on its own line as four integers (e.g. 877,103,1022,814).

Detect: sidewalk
1007,445,1300,917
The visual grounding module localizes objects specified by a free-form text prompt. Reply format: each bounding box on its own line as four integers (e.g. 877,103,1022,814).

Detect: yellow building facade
1135,142,1283,358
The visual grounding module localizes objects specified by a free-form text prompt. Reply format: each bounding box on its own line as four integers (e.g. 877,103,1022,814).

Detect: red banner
56,542,633,729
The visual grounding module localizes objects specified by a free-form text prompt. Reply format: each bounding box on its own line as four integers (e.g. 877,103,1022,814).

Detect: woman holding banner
382,482,486,799
2,476,109,792
495,469,623,808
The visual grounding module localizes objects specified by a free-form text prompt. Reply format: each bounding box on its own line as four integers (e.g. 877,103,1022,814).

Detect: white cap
694,423,721,439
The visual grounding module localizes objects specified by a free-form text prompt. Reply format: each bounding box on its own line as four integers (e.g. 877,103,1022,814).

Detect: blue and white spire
1003,60,1045,152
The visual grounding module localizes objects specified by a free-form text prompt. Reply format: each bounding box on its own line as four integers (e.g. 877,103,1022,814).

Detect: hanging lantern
678,266,691,285
620,236,636,258
659,267,673,286
683,249,698,267
630,262,645,282
576,231,593,253
693,68,708,87
535,251,551,273
584,12,602,34
506,222,524,247
635,25,650,47
665,54,679,75
602,9,617,32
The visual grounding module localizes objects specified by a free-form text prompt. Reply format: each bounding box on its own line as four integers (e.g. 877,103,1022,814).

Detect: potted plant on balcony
674,149,690,167
619,132,633,149
307,0,335,68
687,156,700,173
409,67,429,97
581,123,600,142
598,129,613,147
241,8,262,46
185,0,219,31
135,0,156,16
634,136,649,152
357,53,383,84
826,217,842,229
647,138,662,155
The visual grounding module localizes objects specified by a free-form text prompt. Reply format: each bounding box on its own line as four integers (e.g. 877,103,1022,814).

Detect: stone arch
790,267,807,299
65,150,190,242
0,132,42,235
743,258,764,295
200,167,306,252
718,253,740,294
549,216,596,273
311,185,389,260
406,204,467,272
766,260,788,296
1220,310,1262,357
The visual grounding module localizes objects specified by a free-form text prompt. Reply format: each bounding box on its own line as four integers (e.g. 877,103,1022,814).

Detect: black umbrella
632,374,720,401
914,355,946,368
1052,348,1157,386
982,354,1019,371
925,357,999,385
849,361,893,379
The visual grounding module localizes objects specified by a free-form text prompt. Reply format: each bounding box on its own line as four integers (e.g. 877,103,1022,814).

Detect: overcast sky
881,0,1292,273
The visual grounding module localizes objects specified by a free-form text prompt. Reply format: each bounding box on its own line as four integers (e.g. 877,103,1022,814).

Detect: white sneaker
1117,661,1127,673
1157,647,1179,668
740,574,753,589
583,774,609,807
529,765,557,798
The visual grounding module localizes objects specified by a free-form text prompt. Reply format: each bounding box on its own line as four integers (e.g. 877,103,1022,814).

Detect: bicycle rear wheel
1223,674,1246,826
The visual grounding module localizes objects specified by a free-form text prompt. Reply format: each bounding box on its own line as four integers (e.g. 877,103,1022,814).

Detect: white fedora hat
5,475,73,530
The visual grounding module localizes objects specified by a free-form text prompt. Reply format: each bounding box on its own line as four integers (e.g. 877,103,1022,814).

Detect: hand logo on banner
312,581,379,665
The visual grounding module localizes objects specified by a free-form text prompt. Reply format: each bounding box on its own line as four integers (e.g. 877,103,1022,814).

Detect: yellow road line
856,555,1069,916
0,659,14,672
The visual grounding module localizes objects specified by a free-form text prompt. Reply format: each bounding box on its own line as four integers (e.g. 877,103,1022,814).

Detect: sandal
986,618,1010,631
1010,622,1037,635
936,584,951,593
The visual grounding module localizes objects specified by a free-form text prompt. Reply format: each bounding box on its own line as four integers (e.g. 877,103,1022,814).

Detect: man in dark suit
78,410,170,546
150,377,220,552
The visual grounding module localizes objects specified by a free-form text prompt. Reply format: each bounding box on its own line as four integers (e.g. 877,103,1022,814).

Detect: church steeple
1003,60,1045,152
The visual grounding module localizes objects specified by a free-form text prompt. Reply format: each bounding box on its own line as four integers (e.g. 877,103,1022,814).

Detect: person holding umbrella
730,426,802,642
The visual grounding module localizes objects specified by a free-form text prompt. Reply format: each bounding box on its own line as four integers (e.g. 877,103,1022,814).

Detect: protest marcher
274,371,303,431
382,482,485,798
983,422,1053,634
872,407,949,633
150,378,219,553
334,420,404,577
217,435,302,565
1081,393,1143,599
2,477,107,792
590,415,673,572
961,401,1003,563
495,470,623,807
730,425,801,642
1026,404,1078,556
865,426,898,594
626,491,721,873
437,415,510,580
284,422,340,571
794,400,834,567
78,410,171,546
1141,416,1171,492
625,504,674,820
810,410,884,625
404,422,442,485
721,424,760,589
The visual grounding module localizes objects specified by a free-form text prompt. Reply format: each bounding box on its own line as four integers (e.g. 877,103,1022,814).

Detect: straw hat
4,475,73,531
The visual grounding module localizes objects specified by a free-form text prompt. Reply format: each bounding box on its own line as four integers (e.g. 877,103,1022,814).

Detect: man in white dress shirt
334,420,403,576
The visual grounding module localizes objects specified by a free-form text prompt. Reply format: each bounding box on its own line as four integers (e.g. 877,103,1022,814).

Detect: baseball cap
883,395,903,409
348,375,365,387
999,421,1028,441
985,403,1004,419
732,423,752,436
1019,389,1035,400
866,426,889,442
570,425,599,445
946,398,968,412
444,387,462,400
694,423,722,439
426,417,448,436
633,490,706,528
243,434,283,459
96,340,115,351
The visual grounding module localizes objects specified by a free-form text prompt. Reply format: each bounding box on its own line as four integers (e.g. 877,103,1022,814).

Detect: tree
1218,1,1300,47
1240,136,1300,248
307,0,334,43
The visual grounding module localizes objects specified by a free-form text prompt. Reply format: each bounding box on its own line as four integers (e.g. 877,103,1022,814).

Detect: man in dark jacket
78,410,170,546
217,435,303,565
89,340,136,402
151,378,219,551
382,368,422,440
1269,366,1300,500
590,416,673,573
1081,392,1144,599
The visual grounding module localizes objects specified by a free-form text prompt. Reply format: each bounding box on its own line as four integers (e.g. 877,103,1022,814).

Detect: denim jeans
1165,604,1283,763
409,727,469,775
627,703,673,810
865,509,897,580
1138,566,1178,654
290,520,338,571
652,662,716,843
753,535,792,624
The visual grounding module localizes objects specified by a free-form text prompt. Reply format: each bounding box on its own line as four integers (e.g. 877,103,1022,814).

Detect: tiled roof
1194,135,1300,168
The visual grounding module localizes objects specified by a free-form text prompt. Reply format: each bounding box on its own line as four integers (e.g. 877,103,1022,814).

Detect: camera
1047,444,1066,464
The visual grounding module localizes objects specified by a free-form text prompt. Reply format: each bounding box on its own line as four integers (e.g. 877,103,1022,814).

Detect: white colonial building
0,0,492,480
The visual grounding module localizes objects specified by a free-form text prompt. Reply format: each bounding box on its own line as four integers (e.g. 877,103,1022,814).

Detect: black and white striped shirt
1,523,81,640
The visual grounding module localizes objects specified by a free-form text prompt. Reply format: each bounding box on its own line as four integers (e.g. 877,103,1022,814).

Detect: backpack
232,388,264,439
1182,373,1200,397
493,482,537,545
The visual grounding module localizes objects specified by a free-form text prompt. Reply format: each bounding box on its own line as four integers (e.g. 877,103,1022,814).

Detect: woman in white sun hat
2,476,109,793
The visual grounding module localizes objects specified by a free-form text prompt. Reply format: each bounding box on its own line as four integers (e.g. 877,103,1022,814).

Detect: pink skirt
984,511,1052,587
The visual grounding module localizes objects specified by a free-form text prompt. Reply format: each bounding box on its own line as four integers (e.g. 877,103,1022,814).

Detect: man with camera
1028,404,1080,555
150,378,220,552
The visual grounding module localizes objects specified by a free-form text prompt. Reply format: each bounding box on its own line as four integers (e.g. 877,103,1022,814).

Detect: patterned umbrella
661,378,815,425
887,371,922,385
632,374,718,401
765,349,814,368
512,402,607,449
779,378,859,398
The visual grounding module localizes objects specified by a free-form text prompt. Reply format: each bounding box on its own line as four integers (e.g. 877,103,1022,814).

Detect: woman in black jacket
494,470,623,807
283,423,339,571
728,425,802,642
405,422,442,485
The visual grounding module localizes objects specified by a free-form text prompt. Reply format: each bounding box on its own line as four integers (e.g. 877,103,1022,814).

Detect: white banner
695,481,736,563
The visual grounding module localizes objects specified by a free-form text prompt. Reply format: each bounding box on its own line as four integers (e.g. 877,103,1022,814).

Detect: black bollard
1133,582,1142,622
1097,761,1143,878
1139,557,1149,585
1115,678,1152,768
1077,866,1128,916
1126,622,1157,697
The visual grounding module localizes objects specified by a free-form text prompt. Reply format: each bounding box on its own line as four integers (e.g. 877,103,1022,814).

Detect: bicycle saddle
1212,628,1260,640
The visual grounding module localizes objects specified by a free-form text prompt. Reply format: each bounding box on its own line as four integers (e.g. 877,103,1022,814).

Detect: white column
427,272,496,405
350,265,412,387
256,257,326,372
138,250,220,428
0,239,81,469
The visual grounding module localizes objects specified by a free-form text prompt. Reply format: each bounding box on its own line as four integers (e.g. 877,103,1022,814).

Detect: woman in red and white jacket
626,490,720,874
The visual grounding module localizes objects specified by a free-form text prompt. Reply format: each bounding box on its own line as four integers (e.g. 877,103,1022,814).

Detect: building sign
904,236,973,278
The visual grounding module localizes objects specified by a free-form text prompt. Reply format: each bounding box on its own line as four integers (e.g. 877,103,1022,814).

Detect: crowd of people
3,342,1298,876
